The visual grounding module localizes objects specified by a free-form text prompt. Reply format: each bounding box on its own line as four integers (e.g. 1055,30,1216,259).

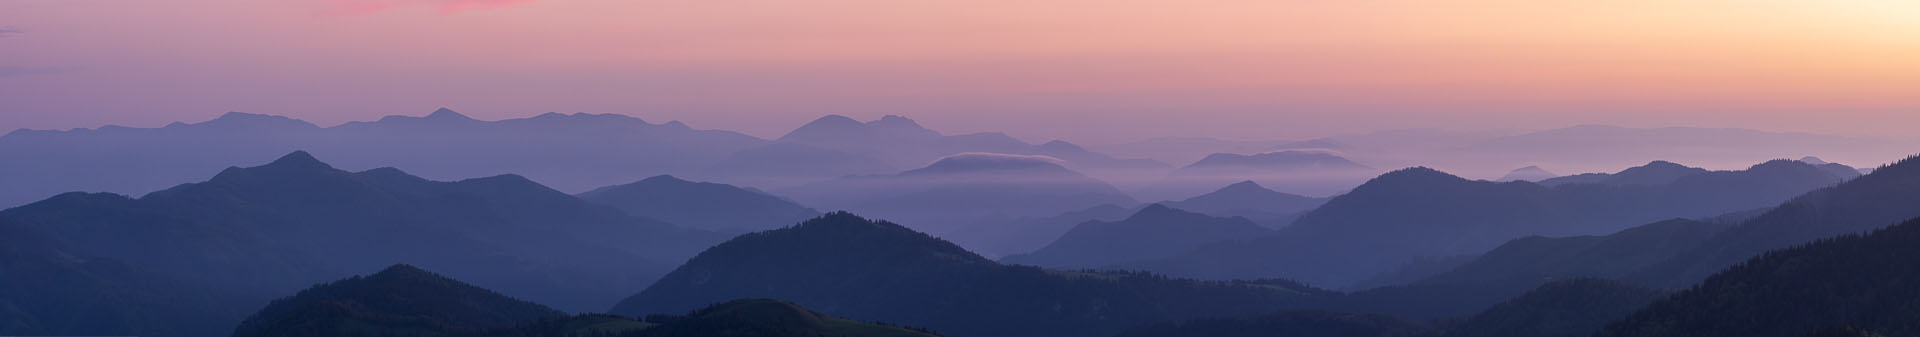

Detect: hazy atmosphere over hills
6,1,1920,336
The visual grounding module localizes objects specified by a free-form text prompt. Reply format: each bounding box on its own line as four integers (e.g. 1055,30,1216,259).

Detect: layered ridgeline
1143,150,1379,200
1594,216,1920,337
578,175,821,233
1159,180,1328,228
0,109,764,207
1000,204,1272,269
710,114,1168,189
0,151,725,314
1134,159,1850,287
609,212,1336,337
235,264,944,337
0,220,254,337
1420,155,1920,289
780,153,1139,234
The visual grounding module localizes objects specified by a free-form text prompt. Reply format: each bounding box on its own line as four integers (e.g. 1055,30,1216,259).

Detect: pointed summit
1498,165,1557,182
263,151,333,171
778,115,866,141
1799,156,1830,165
1218,180,1267,192
424,107,476,121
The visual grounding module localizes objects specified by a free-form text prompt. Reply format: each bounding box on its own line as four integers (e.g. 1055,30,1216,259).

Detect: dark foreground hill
1431,278,1665,337
609,212,1334,337
231,264,568,337
232,264,942,337
1593,216,1920,337
0,220,253,337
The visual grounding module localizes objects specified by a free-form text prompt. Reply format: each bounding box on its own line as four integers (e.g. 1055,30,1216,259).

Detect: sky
1,0,1917,143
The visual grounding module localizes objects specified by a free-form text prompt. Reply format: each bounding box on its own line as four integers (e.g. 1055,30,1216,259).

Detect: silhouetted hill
781,153,1137,233
609,212,1335,337
579,175,821,232
0,151,725,313
0,220,253,337
1110,310,1424,337
1000,204,1271,269
1431,278,1664,337
1160,180,1327,228
940,204,1134,258
231,264,568,337
1495,166,1556,182
0,109,766,208
1150,150,1379,198
1594,216,1920,337
1135,159,1845,288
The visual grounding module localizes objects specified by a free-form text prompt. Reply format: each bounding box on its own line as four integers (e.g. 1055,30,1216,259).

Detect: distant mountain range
780,153,1139,233
0,111,1174,210
0,109,764,208
999,204,1271,269
1132,158,1852,288
578,175,821,233
608,212,1335,337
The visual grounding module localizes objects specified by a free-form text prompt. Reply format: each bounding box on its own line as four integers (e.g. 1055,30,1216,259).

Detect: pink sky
1,0,1916,143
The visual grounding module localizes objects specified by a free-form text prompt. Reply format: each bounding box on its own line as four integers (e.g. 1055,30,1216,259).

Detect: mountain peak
1636,160,1690,170
1221,180,1266,190
1799,156,1830,165
371,263,433,278
1498,165,1557,182
263,151,333,171
1128,203,1197,221
425,107,475,121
